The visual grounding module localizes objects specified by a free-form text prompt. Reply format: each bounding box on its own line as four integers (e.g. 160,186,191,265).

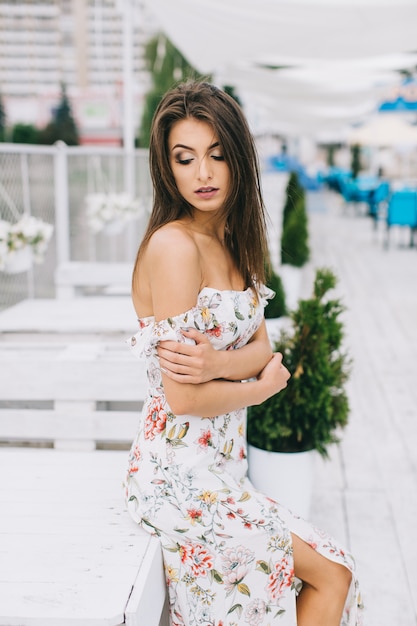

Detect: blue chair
385,189,417,248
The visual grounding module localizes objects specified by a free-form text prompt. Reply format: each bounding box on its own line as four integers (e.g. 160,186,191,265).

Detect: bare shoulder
143,222,203,318
145,222,199,263
143,222,203,294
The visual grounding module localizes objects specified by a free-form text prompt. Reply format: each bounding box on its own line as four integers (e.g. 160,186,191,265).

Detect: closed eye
175,157,194,165
211,155,225,161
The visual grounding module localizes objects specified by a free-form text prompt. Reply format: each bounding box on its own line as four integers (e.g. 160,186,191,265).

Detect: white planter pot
247,444,315,519
3,247,33,274
279,265,303,312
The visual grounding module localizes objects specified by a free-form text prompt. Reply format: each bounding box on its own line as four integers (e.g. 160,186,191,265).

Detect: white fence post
54,141,70,266
122,0,135,198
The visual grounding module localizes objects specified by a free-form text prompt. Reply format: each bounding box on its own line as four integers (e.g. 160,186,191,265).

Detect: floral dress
125,286,363,626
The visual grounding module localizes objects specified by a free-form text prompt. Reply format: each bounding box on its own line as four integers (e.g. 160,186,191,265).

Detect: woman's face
168,117,230,214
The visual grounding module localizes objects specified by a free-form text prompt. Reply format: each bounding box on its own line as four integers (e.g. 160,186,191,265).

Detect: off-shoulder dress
125,286,363,626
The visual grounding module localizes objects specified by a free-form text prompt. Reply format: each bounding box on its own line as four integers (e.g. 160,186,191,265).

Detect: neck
182,214,227,242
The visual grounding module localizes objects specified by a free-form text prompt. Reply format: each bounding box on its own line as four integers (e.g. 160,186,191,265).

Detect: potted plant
0,214,54,274
247,267,351,516
280,172,310,310
85,192,143,235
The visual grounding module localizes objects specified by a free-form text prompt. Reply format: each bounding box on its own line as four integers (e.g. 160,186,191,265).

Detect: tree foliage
264,262,286,319
11,123,39,144
39,83,80,145
282,171,303,230
137,33,207,147
281,172,310,267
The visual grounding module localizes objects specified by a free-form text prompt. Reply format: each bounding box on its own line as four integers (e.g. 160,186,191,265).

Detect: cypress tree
281,195,310,267
39,83,79,145
282,171,304,230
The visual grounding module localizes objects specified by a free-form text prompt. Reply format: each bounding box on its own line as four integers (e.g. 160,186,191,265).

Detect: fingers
181,327,210,344
158,351,192,374
159,362,201,385
271,352,283,364
158,340,194,356
157,344,205,382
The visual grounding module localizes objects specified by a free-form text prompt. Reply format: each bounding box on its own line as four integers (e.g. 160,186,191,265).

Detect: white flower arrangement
85,192,143,234
0,215,54,271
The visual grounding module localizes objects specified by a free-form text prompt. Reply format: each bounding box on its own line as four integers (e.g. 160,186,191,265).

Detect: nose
198,156,212,181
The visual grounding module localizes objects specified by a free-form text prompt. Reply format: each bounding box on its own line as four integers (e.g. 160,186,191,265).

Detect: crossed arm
158,321,272,384
156,304,289,418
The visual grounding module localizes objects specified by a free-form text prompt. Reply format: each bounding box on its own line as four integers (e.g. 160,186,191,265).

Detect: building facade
0,0,157,144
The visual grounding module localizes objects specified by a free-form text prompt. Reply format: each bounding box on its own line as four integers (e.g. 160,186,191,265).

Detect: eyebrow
171,141,220,151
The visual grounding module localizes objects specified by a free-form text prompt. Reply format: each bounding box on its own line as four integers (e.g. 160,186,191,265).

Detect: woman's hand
158,321,274,385
157,328,221,384
256,352,291,402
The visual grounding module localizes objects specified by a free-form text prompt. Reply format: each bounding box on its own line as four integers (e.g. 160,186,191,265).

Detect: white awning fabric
144,0,417,70
142,0,417,137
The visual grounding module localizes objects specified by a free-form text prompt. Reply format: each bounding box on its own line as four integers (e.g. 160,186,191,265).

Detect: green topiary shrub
282,171,304,230
264,266,286,319
247,268,351,457
281,195,310,267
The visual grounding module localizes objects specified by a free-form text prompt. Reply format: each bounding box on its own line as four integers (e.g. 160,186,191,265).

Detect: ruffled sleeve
128,304,217,360
257,283,276,308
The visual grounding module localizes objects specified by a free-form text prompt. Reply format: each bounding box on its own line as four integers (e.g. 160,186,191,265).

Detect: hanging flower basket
0,215,54,274
3,246,33,274
85,192,143,235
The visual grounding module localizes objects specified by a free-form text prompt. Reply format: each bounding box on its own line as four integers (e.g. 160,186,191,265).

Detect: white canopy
142,0,417,137
145,0,417,70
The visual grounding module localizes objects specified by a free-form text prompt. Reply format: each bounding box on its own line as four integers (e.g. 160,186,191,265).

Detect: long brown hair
134,81,268,289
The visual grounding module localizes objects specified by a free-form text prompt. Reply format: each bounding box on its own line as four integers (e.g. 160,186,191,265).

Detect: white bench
0,448,168,626
0,320,168,625
0,341,146,451
55,262,133,299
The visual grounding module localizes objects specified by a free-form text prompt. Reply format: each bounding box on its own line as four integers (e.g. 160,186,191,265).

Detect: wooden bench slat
0,409,139,445
0,343,146,402
55,262,133,299
0,582,129,626
0,297,136,336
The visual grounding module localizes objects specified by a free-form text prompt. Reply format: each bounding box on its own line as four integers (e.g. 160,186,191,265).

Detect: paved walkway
301,188,417,626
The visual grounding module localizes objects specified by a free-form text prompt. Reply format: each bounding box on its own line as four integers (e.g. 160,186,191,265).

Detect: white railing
0,142,151,309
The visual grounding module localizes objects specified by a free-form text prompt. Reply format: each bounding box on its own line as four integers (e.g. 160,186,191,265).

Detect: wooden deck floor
302,189,417,626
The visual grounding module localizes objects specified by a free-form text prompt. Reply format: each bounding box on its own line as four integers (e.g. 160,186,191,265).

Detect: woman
126,81,363,626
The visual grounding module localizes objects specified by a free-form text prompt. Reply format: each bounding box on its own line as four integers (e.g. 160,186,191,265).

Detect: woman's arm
163,351,290,417
157,321,272,384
